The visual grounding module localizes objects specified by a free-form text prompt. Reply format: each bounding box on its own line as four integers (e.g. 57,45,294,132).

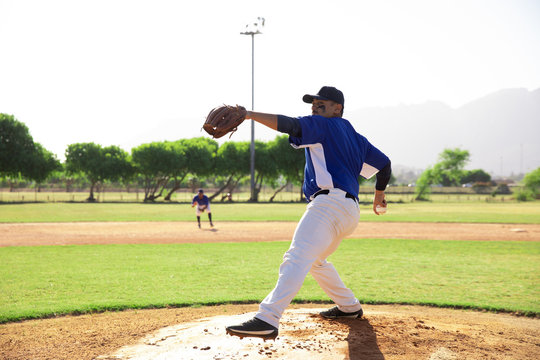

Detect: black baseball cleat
319,306,363,319
226,317,278,340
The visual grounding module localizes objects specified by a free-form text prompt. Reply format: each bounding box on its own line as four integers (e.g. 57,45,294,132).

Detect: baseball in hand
376,205,387,214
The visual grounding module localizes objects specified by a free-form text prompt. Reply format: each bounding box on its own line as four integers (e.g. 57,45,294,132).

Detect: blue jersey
289,115,389,200
192,194,210,206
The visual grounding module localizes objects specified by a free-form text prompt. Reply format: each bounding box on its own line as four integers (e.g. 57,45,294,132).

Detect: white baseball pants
255,188,362,328
195,204,210,216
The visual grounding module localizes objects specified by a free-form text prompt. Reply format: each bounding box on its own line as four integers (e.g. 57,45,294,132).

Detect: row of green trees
65,136,305,202
2,113,539,202
415,148,540,201
1,114,305,202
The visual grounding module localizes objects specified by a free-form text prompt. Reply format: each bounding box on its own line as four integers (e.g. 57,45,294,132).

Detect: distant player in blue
226,86,391,340
192,189,213,228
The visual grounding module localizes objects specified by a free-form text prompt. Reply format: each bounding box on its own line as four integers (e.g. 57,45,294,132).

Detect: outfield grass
1,201,539,324
1,201,540,223
1,239,538,323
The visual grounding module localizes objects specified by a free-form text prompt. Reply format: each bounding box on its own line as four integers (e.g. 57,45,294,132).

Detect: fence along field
0,184,522,204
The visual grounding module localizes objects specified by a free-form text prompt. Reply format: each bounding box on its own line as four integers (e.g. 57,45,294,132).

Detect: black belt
312,189,358,202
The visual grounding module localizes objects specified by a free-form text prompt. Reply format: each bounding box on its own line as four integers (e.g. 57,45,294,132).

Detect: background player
226,86,391,340
191,189,213,228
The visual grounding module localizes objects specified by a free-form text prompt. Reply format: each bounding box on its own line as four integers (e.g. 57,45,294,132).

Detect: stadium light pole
241,17,264,202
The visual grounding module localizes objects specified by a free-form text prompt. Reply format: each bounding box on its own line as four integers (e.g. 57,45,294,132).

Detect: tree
1,114,61,190
160,141,187,201
214,141,250,201
435,148,470,186
101,145,134,186
65,143,133,201
0,114,36,179
461,169,491,184
65,143,101,201
415,148,470,200
415,168,439,200
522,167,540,198
131,142,175,202
250,140,278,202
163,137,218,201
25,143,62,190
267,135,305,202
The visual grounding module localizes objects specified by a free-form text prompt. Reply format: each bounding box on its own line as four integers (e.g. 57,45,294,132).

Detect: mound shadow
337,317,384,360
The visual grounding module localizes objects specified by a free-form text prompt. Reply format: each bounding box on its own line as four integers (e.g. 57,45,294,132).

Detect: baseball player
192,189,213,228
226,86,391,340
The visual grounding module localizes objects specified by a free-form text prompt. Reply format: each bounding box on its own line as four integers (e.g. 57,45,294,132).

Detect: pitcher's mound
98,306,539,360
99,309,351,360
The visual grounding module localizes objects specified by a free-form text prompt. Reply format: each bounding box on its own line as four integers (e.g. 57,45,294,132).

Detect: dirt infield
2,221,540,247
1,222,539,360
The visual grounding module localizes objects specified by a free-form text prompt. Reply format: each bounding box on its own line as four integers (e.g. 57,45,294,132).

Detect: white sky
1,0,539,171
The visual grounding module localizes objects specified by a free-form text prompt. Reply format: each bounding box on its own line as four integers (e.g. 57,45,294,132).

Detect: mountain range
348,88,540,178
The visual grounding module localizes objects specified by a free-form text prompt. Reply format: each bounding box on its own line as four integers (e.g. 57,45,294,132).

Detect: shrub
515,188,535,202
522,167,540,197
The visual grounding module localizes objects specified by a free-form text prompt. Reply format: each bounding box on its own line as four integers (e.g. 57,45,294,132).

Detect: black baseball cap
302,86,345,107
198,189,204,193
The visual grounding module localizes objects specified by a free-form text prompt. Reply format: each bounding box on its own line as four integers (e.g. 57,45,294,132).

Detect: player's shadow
338,317,384,360
202,228,218,232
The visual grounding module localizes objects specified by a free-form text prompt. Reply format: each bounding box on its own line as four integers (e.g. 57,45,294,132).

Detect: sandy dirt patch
1,221,539,247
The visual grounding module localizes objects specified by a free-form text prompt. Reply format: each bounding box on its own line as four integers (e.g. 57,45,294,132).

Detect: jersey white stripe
360,163,379,179
291,142,333,189
309,144,333,189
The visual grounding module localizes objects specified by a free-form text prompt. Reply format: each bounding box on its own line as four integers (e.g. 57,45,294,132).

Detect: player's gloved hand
203,105,247,139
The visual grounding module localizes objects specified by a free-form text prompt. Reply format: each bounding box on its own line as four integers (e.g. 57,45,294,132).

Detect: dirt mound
2,304,539,360
98,306,540,360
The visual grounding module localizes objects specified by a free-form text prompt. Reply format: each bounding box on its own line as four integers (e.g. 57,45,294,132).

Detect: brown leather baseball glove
203,105,247,139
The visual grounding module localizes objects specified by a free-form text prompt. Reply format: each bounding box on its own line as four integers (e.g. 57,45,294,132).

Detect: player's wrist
374,190,386,204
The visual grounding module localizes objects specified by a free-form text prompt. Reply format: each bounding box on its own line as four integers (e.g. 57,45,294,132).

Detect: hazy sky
1,0,539,170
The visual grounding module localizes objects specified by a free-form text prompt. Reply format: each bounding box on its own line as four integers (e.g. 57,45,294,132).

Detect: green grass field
0,201,539,323
2,201,540,223
1,239,538,323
